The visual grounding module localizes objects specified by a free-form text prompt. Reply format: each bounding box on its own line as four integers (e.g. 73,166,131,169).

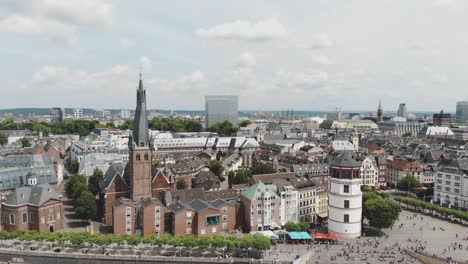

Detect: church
99,74,176,236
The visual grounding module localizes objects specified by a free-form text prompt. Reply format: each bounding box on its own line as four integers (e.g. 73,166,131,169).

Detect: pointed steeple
378,99,382,110
132,73,149,148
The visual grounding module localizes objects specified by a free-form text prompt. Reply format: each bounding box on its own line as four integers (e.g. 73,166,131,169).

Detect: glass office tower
205,95,238,127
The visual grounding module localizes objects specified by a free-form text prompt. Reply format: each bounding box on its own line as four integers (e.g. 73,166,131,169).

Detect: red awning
312,233,338,241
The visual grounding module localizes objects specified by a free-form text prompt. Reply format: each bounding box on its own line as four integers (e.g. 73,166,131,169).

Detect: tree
207,121,237,136
21,137,31,148
88,168,104,195
251,164,276,175
239,120,252,127
176,178,188,190
0,133,7,145
69,159,79,174
207,160,224,177
231,170,251,185
65,174,87,197
398,174,422,191
364,198,401,230
402,132,412,137
74,190,97,220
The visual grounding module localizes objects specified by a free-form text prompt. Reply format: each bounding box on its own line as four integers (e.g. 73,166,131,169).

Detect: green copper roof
241,182,279,200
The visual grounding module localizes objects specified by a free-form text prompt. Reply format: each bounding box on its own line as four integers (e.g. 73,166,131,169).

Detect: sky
0,0,467,112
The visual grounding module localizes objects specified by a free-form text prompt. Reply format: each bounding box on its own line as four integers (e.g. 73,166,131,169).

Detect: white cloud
0,0,113,45
310,54,330,65
411,80,425,87
308,34,333,49
140,56,152,72
433,73,448,84
111,65,131,75
236,52,257,68
120,39,136,49
32,65,68,82
432,0,457,8
276,69,328,90
0,0,113,26
0,14,78,44
195,18,287,41
151,71,206,92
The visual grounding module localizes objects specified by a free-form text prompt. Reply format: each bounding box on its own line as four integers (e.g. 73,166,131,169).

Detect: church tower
377,99,383,122
128,73,153,201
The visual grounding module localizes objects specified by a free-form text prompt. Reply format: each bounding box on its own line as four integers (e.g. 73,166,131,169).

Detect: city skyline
1,0,468,111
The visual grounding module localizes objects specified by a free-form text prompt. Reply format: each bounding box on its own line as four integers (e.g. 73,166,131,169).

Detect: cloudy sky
0,0,467,112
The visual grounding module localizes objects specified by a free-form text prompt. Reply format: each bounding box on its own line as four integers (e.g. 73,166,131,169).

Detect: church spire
377,99,383,122
132,73,149,148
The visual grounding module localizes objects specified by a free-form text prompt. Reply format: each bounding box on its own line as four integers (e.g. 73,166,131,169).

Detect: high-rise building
49,107,63,123
433,110,451,127
397,103,407,118
128,74,152,201
456,101,468,123
328,153,362,239
377,100,383,122
205,95,238,127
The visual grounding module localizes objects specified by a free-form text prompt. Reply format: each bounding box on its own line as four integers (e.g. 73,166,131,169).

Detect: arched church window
144,153,149,160
136,154,141,161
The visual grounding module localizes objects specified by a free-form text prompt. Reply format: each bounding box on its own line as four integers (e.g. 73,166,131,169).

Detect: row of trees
395,196,468,221
148,117,202,132
64,171,102,220
362,186,401,230
0,230,271,250
284,222,310,232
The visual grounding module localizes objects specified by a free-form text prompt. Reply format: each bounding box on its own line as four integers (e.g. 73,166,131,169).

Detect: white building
434,158,468,210
360,157,378,187
120,109,131,119
275,181,299,225
418,126,454,137
328,153,362,239
73,108,83,119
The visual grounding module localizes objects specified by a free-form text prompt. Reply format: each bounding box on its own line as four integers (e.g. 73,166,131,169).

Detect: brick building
240,182,282,232
1,183,64,233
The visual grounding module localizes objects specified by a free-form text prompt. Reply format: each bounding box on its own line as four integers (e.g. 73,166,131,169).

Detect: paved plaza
306,210,468,263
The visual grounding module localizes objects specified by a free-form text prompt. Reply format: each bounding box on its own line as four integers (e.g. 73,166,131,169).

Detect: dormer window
140,142,145,147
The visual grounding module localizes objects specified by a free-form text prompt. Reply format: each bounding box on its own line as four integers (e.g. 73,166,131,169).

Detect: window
437,179,442,184
344,214,349,223
445,181,451,185
344,185,349,193
29,213,34,224
206,215,220,226
454,176,461,181
136,154,141,161
48,213,54,222
186,228,192,235
9,214,14,225
22,213,27,223
454,182,460,187
445,187,450,192
212,227,217,233
222,223,227,230
454,189,460,194
222,207,227,213
186,220,192,226
344,200,350,209
144,153,149,160
186,212,192,218
222,215,227,221
201,229,206,235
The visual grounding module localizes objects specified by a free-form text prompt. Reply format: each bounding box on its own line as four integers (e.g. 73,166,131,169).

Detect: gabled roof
329,153,361,168
188,198,217,212
165,187,206,205
168,201,194,214
3,183,60,207
100,162,126,190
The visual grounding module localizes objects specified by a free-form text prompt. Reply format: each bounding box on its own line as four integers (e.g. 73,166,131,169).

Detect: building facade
205,95,238,127
456,101,468,123
240,182,281,232
1,184,64,233
328,153,362,239
433,110,451,127
49,108,64,123
360,157,378,187
434,158,468,210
